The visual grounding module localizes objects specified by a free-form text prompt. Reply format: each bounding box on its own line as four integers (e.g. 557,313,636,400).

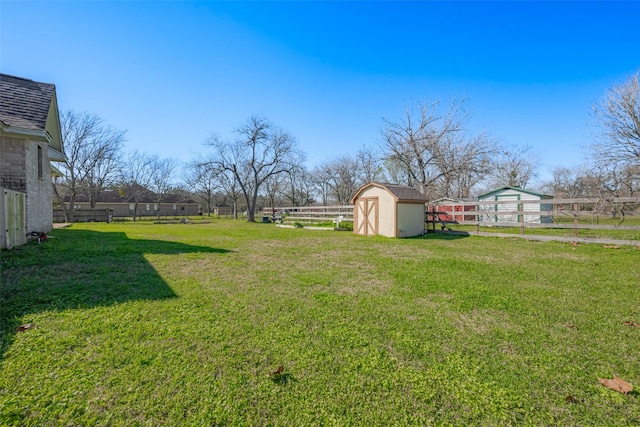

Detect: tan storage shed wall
363,186,395,237
397,203,426,238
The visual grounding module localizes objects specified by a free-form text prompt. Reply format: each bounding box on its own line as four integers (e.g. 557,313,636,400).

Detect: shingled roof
0,74,56,131
350,182,429,204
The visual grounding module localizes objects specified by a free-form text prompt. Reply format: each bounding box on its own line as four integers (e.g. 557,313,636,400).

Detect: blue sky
2,1,639,184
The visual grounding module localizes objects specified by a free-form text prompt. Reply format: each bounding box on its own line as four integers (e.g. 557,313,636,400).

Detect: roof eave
0,124,52,143
48,145,67,162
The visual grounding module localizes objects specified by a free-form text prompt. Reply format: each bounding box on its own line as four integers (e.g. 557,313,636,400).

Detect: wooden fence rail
262,197,640,244
428,197,640,242
262,206,354,225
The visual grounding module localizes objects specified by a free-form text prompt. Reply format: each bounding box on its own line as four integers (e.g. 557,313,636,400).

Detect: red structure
427,198,476,222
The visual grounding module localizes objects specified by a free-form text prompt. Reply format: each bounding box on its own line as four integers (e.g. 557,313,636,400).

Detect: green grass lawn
1,221,639,425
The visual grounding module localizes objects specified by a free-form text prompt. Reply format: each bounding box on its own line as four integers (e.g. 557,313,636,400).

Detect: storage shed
350,182,429,237
477,186,553,224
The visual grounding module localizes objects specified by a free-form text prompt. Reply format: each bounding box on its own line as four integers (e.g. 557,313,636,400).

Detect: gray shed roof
0,73,56,131
351,182,429,204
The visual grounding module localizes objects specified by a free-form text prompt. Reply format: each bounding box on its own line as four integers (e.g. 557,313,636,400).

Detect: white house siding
397,203,426,237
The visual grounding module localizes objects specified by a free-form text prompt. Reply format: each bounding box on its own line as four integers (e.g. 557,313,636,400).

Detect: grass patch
1,221,639,425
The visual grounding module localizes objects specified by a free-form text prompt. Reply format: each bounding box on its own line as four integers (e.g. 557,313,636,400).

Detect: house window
181,206,185,211
146,204,150,211
154,204,158,211
129,203,135,210
37,145,43,179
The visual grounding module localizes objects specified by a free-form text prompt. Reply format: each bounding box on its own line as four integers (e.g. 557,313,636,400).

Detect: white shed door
495,194,519,223
356,198,378,236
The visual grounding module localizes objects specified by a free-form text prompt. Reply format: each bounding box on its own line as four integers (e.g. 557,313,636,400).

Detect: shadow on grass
0,229,230,360
270,373,297,385
411,230,471,240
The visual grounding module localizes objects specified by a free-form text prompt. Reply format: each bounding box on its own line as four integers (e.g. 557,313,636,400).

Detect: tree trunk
67,192,76,223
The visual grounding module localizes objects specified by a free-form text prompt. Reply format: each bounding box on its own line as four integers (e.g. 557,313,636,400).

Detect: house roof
0,74,55,131
350,182,430,204
0,73,64,154
478,186,552,199
64,187,197,204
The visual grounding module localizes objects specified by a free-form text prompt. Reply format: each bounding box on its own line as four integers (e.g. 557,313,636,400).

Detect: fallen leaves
565,394,581,403
16,323,36,332
602,245,619,249
624,321,640,329
268,365,284,377
598,376,633,394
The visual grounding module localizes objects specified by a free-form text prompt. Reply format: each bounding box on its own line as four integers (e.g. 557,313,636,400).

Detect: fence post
475,204,479,234
573,202,579,238
519,202,524,236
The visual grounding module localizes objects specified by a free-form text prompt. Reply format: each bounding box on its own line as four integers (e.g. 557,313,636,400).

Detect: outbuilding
350,182,429,237
477,186,553,224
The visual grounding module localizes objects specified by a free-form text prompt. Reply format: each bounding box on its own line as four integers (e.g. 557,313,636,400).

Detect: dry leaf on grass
269,365,284,377
624,321,640,328
16,323,36,332
602,245,619,249
570,242,580,247
598,376,633,394
565,394,581,403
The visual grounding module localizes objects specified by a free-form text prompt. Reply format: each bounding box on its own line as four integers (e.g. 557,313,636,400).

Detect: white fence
262,206,353,225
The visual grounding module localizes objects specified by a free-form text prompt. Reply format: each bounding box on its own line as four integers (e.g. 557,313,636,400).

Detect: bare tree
436,132,495,198
545,166,587,198
314,155,360,205
591,70,640,171
205,116,304,222
284,165,314,207
119,151,153,221
381,157,412,187
380,98,493,198
311,164,332,205
356,145,384,184
263,173,286,210
217,167,243,219
488,144,538,190
56,110,125,221
147,155,177,217
183,161,219,216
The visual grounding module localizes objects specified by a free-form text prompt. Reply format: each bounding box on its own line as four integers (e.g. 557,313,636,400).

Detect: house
350,182,429,237
1,74,65,249
60,186,200,220
477,186,553,224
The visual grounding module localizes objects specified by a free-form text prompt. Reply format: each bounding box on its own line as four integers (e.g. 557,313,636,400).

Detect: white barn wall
478,187,552,224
